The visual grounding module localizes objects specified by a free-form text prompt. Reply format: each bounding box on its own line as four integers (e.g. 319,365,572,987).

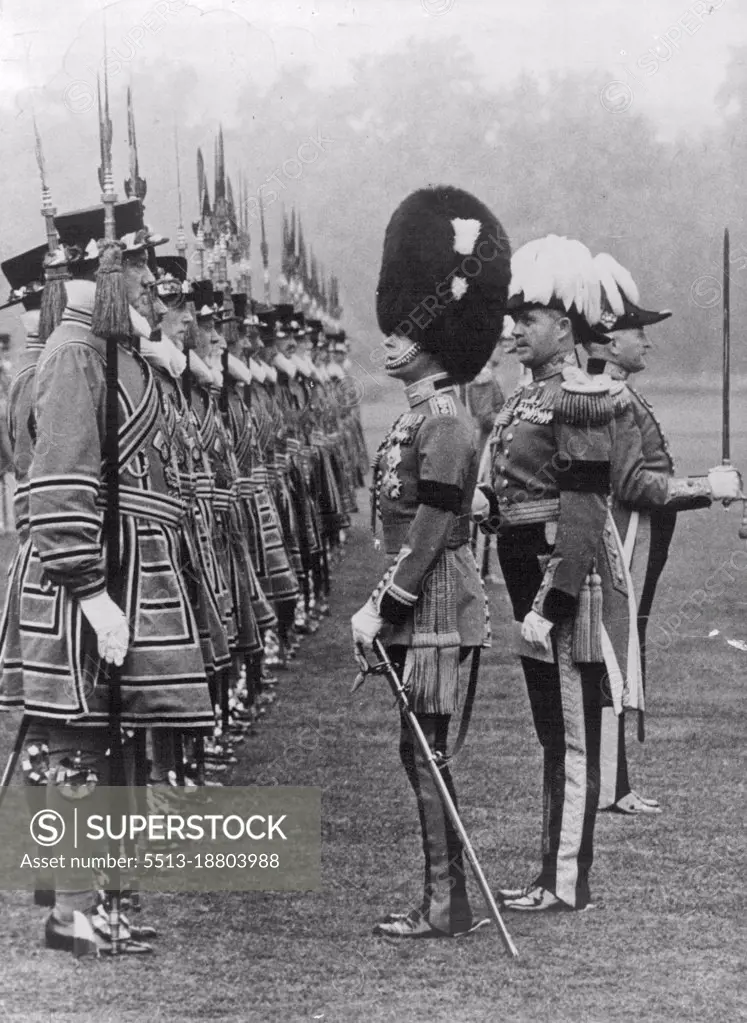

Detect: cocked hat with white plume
586,252,671,342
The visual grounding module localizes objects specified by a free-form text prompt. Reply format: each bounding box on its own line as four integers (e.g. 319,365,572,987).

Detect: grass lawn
0,389,744,1022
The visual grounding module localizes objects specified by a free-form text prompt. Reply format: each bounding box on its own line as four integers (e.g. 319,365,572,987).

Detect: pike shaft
723,227,730,464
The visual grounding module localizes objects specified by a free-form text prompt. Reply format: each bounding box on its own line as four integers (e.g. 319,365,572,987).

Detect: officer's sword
722,228,747,539
354,639,519,957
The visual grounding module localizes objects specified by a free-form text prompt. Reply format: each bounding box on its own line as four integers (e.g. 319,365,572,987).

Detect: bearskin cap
376,186,511,383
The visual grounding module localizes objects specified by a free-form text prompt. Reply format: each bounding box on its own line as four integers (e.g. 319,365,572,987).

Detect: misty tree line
5,38,747,379
228,39,747,379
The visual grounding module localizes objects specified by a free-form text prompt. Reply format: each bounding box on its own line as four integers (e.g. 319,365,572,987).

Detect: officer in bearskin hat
353,185,510,937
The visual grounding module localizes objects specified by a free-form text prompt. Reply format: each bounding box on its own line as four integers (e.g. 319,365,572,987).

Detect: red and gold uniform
482,357,642,909
16,304,212,728
360,185,511,938
599,370,712,809
371,375,488,934
0,325,45,706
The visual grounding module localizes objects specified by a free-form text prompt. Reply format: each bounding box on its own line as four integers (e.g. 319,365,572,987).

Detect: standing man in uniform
6,208,213,953
352,186,510,937
581,253,742,815
474,235,640,913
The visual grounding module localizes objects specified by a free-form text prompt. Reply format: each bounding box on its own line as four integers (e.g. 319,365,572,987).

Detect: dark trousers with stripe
498,526,603,908
389,647,472,934
519,654,602,908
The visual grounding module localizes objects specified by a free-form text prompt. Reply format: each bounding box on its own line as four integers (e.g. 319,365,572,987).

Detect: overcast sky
1,0,746,324
1,0,746,131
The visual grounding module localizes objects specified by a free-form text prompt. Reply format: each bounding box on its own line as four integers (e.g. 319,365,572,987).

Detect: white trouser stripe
599,706,619,808
555,621,587,908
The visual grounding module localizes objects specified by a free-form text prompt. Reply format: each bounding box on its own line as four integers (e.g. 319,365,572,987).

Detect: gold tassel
572,574,592,662
404,632,461,714
588,568,604,662
402,548,462,714
572,568,604,663
92,240,132,341
435,640,461,714
38,262,69,343
403,641,439,713
557,390,613,427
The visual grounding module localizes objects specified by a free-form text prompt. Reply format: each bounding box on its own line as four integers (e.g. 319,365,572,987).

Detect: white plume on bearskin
593,252,640,315
509,234,602,326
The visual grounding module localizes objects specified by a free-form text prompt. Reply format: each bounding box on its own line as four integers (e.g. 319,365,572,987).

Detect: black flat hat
0,244,47,309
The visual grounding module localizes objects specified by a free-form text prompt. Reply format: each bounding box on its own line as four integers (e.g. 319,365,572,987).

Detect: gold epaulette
556,366,613,427
608,379,631,416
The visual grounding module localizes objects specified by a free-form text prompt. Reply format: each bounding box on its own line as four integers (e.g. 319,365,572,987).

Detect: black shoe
94,905,158,942
34,876,55,908
45,911,154,956
501,885,595,913
600,791,662,816
496,876,542,901
374,909,490,938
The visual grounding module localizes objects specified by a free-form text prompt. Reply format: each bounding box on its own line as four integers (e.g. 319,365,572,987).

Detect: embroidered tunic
0,340,45,707
223,384,277,632
607,379,711,679
481,360,641,712
152,365,231,676
244,379,299,606
371,375,489,713
194,382,261,655
13,318,213,727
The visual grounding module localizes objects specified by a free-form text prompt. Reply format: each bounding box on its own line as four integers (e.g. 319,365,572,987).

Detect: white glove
708,465,742,502
471,488,490,523
520,610,553,655
351,599,384,653
79,593,130,667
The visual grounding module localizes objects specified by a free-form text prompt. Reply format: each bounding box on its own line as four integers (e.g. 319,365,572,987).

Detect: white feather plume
593,252,640,315
451,276,469,300
451,217,481,255
509,234,602,325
